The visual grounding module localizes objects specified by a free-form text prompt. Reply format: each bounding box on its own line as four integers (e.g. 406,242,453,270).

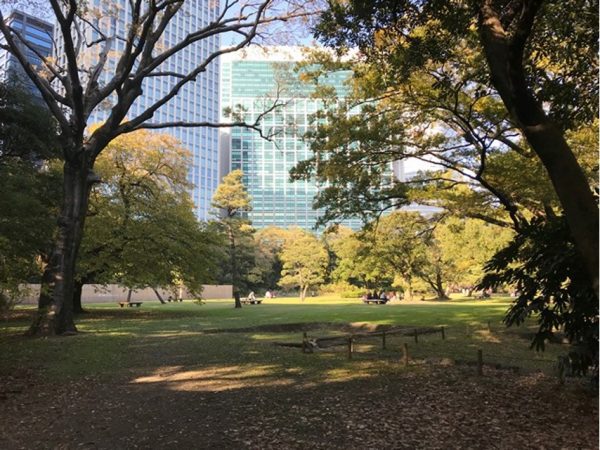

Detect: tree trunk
29,159,92,335
434,271,449,300
478,3,599,293
403,282,413,301
301,285,308,301
126,289,132,303
152,288,166,304
227,223,242,309
72,279,86,314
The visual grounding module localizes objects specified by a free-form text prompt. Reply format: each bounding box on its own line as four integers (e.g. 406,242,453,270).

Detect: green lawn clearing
1,295,564,381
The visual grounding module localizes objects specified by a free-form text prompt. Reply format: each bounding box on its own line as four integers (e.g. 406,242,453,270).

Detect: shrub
479,215,598,378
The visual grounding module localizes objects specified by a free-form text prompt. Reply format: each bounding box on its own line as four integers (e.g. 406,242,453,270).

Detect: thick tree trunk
72,279,86,314
29,159,92,335
403,281,413,301
479,3,599,293
434,271,449,300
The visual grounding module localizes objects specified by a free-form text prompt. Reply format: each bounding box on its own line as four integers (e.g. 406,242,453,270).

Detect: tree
0,81,61,314
75,130,218,312
211,169,253,308
367,212,443,300
251,226,290,291
279,228,328,300
312,0,598,292
0,1,311,334
435,217,513,294
327,227,393,291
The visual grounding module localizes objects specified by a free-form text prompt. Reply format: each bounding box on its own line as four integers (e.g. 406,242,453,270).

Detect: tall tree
76,130,218,312
211,169,253,308
0,0,311,334
279,228,328,301
312,0,598,291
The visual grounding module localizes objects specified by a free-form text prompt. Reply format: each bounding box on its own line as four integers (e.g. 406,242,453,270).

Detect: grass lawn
1,296,596,449
1,295,563,380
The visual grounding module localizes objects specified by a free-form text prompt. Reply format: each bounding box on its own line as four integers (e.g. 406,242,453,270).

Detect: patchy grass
1,296,563,380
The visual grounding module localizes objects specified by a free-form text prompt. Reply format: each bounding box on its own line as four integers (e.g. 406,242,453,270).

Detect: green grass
1,296,564,385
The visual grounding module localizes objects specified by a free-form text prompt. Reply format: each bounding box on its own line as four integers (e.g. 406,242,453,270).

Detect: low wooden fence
299,325,559,379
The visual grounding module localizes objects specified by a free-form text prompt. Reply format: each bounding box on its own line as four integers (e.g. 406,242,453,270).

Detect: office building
220,46,390,230
65,1,221,220
0,10,53,97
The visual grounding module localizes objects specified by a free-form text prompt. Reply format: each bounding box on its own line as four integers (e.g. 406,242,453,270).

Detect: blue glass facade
80,1,220,220
0,11,54,98
220,47,364,230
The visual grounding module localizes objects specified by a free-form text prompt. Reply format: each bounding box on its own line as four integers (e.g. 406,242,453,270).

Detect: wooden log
403,343,409,367
440,326,445,340
477,349,483,376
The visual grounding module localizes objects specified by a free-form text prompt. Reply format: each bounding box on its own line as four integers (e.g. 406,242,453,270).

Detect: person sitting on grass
248,291,256,303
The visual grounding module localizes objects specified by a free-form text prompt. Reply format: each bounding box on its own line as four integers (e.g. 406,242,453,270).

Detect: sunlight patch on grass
132,364,294,392
474,330,502,343
323,362,379,383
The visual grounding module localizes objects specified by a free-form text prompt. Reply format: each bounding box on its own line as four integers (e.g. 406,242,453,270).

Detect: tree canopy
301,0,598,290
78,130,218,306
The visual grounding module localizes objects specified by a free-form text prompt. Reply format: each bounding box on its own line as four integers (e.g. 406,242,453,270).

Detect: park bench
240,297,262,305
362,298,387,305
118,301,143,308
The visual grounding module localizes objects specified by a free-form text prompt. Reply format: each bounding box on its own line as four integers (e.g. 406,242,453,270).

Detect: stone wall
16,284,233,304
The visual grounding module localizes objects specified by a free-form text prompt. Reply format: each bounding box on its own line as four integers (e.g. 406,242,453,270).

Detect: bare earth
1,362,597,449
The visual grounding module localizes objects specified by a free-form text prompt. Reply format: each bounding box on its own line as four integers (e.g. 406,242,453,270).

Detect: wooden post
440,326,445,340
477,349,483,376
302,332,308,354
487,321,492,332
347,336,354,359
403,343,409,367
414,329,418,344
382,331,386,350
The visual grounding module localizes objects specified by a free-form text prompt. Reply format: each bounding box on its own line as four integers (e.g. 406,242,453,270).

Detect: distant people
265,290,272,299
379,291,388,302
248,291,256,302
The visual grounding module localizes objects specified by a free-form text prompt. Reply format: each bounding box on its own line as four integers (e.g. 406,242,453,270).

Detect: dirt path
1,363,597,449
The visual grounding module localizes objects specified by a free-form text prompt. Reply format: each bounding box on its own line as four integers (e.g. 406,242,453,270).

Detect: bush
0,286,23,318
319,282,363,298
479,215,598,378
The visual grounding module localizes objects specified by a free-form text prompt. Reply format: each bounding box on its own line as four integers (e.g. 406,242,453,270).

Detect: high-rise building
67,1,221,220
0,10,54,98
220,46,377,230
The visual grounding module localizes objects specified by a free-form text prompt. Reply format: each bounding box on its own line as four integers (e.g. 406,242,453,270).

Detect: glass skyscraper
220,46,366,230
0,10,54,98
73,1,220,220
